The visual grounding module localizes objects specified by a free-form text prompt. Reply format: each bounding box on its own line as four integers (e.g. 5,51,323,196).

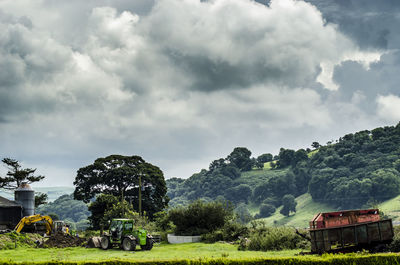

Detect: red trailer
309,209,393,253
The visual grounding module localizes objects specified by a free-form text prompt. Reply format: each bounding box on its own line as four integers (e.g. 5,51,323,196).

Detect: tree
235,203,253,224
227,147,253,171
311,142,320,149
73,155,169,217
280,194,297,216
87,194,120,230
257,203,276,218
0,158,45,189
34,192,48,207
277,148,295,168
168,200,234,236
257,153,273,163
225,184,252,204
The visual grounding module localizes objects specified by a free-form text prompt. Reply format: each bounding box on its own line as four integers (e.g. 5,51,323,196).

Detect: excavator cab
53,220,68,234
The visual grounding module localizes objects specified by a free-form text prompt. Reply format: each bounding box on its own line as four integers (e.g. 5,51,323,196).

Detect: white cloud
377,94,400,122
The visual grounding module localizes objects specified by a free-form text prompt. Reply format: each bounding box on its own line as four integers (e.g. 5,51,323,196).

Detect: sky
0,0,399,187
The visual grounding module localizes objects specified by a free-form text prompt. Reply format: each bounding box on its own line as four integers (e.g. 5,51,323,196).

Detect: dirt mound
40,233,86,248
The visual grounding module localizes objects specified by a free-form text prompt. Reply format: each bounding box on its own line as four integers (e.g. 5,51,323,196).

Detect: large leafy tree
227,147,253,171
0,158,45,189
73,155,169,217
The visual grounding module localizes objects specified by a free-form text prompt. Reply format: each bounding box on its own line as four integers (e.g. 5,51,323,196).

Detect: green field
2,243,400,265
0,243,299,263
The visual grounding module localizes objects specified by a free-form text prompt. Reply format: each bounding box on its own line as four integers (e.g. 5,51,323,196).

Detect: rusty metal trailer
309,209,394,253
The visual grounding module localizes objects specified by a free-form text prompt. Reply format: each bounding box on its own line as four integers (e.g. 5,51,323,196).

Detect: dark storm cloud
305,0,400,50
0,0,399,185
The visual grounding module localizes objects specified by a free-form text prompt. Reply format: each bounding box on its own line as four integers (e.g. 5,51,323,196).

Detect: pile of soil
40,233,86,248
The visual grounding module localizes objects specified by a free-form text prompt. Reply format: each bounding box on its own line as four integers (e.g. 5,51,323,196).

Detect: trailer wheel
100,236,111,250
122,237,136,251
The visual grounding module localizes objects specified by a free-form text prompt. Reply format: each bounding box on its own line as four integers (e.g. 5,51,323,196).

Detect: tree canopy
73,154,168,217
0,158,45,189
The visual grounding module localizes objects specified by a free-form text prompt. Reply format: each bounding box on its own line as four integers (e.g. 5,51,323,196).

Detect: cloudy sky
0,0,399,187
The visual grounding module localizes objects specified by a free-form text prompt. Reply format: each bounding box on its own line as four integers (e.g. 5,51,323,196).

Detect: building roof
0,196,22,208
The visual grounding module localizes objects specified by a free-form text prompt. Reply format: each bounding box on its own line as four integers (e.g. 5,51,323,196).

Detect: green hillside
256,193,400,228
259,193,335,228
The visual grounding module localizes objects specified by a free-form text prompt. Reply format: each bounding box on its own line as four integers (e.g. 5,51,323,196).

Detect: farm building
0,195,22,230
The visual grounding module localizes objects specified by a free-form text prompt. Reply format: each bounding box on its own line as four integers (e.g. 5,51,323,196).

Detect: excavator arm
14,214,53,235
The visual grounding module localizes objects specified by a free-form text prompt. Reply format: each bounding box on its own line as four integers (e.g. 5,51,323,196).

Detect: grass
0,243,300,263
237,168,288,188
260,194,336,228
378,194,400,221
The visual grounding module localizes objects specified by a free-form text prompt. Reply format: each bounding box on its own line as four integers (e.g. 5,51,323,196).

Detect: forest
167,122,400,217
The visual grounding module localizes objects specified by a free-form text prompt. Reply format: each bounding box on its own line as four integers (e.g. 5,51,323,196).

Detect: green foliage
227,147,254,171
73,154,168,217
245,221,309,251
202,221,249,243
87,194,119,230
256,203,276,218
257,153,273,163
0,232,43,250
308,123,400,208
0,158,45,189
36,194,90,230
168,200,234,236
235,203,253,224
34,192,48,207
225,184,252,204
280,195,297,216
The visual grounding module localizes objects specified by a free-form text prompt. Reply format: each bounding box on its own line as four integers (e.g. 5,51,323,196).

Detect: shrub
168,200,234,236
243,221,309,251
255,203,276,218
202,221,249,243
390,226,400,251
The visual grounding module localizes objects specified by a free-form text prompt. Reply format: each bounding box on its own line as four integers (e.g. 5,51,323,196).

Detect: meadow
1,243,400,265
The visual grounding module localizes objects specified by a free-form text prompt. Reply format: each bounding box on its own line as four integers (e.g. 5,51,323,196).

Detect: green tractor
100,218,153,251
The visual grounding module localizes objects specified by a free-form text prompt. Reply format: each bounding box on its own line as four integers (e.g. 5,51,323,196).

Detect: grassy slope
0,243,299,263
236,168,288,189
260,193,336,228
379,194,400,221
255,193,400,228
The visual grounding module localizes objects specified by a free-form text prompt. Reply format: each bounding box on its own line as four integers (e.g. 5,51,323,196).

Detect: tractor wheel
122,237,136,251
100,236,111,250
141,237,154,251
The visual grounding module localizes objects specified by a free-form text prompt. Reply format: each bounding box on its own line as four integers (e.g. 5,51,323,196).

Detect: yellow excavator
14,214,69,236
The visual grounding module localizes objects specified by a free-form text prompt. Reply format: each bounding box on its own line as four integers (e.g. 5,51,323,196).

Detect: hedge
2,254,400,265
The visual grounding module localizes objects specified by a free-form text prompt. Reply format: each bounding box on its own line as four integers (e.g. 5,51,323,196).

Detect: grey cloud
305,0,400,50
0,0,399,185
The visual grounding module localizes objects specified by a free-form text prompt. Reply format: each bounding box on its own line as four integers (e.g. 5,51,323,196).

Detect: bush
202,221,249,243
243,221,309,251
168,200,234,236
390,226,400,251
255,203,276,218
